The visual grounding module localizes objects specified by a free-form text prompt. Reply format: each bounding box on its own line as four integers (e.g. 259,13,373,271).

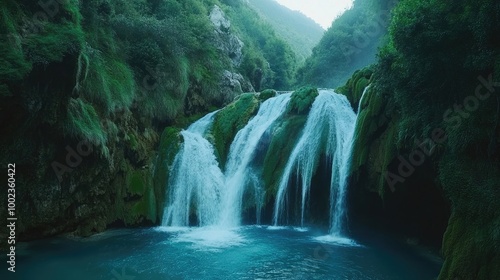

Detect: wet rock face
210,5,244,67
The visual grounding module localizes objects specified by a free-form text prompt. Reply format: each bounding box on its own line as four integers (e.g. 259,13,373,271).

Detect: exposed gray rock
210,5,231,31
209,5,244,67
220,70,255,103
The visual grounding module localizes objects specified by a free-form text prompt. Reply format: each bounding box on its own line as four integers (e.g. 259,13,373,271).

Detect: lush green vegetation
338,0,500,278
221,0,298,91
248,0,324,62
0,0,300,239
296,0,395,88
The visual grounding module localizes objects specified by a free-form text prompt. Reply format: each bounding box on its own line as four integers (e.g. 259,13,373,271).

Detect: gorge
1,0,499,279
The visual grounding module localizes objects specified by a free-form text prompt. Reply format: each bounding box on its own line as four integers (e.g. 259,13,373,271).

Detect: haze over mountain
247,0,325,62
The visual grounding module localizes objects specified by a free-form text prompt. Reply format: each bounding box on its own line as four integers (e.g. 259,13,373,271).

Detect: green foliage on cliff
345,0,500,278
337,66,373,109
211,93,259,168
77,45,136,114
438,155,500,279
0,0,301,237
295,0,396,88
64,99,108,156
222,0,298,90
247,0,324,62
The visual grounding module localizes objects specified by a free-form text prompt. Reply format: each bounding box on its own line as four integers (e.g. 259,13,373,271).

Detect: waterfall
162,94,292,228
329,86,369,235
272,90,356,235
218,93,291,227
162,111,224,227
162,88,360,236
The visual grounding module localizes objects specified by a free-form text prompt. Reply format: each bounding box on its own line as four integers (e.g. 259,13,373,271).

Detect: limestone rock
220,70,255,103
209,5,244,67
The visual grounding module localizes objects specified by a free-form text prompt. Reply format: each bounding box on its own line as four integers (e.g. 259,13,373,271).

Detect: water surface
5,226,441,280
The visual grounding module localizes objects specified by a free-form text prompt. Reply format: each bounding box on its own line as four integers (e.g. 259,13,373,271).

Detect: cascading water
329,86,369,235
162,94,292,228
162,88,360,240
162,111,224,227
218,93,291,227
272,90,356,236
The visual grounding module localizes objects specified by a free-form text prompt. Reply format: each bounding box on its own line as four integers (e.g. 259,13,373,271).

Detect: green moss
258,89,277,101
174,111,207,129
211,93,260,167
126,132,139,149
438,156,500,280
262,115,307,199
286,87,318,115
127,170,145,195
0,0,85,81
131,185,156,223
153,127,182,222
123,168,156,224
373,121,398,197
350,86,388,174
337,67,373,108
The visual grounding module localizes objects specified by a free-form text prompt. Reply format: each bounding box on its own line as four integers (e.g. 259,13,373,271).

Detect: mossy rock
123,168,156,224
262,115,307,200
337,67,373,109
153,127,182,222
211,93,260,168
286,87,319,115
258,89,277,101
350,86,389,174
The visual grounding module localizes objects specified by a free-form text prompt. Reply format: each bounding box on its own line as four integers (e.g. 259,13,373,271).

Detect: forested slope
0,0,297,240
296,0,395,87
247,0,324,62
335,0,500,279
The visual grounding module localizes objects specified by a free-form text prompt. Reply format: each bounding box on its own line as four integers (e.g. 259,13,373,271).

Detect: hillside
247,0,325,62
296,0,395,87
0,0,297,239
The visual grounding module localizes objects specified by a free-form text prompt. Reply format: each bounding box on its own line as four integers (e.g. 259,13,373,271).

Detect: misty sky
274,0,353,29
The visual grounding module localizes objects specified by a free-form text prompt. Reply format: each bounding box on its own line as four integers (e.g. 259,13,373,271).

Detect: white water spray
272,90,356,236
218,93,291,227
162,111,224,227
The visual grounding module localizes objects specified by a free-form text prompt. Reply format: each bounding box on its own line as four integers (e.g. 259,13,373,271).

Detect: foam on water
313,235,362,247
171,227,246,250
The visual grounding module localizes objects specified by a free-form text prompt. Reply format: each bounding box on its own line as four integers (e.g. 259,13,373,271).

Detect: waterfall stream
162,90,358,237
218,93,291,227
272,90,356,235
162,111,223,227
